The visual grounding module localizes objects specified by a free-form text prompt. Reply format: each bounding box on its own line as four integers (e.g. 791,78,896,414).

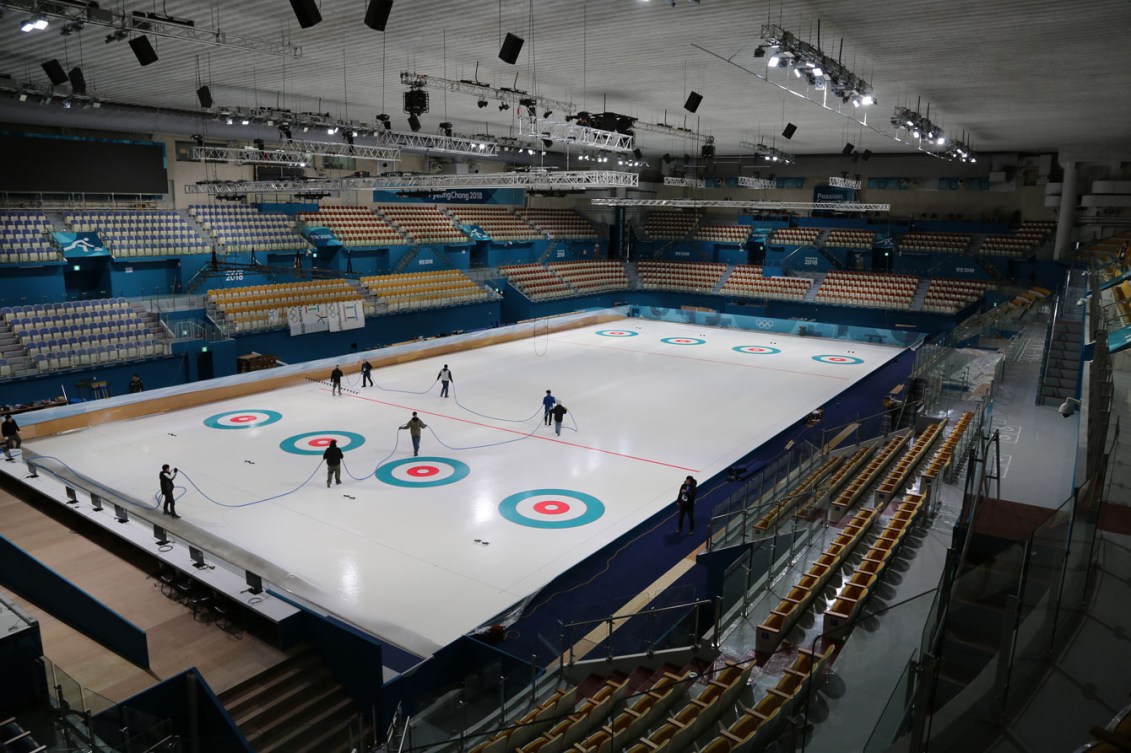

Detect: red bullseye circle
533,500,571,515
608,330,627,335
407,465,439,477
829,357,848,362
231,415,256,423
309,437,334,447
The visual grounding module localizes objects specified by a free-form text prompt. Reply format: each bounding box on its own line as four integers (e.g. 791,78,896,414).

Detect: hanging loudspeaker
68,67,87,95
842,142,855,156
42,59,68,86
289,0,322,28
129,36,159,66
683,91,702,114
365,0,393,31
782,123,797,139
499,33,524,64
196,85,213,109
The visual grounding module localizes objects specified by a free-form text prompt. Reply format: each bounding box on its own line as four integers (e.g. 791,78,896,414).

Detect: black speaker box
782,123,797,139
683,91,703,114
842,142,855,156
499,33,524,64
196,85,213,109
42,59,68,86
289,0,322,28
129,36,159,66
365,0,393,31
68,67,87,95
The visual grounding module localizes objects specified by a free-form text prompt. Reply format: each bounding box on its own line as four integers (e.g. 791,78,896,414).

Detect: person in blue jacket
542,389,556,426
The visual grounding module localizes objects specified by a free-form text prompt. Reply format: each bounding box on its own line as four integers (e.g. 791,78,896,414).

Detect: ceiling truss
185,170,639,195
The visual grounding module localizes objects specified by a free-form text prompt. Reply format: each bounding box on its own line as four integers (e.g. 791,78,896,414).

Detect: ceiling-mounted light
767,54,781,67
477,99,488,109
241,118,250,126
226,117,234,125
439,121,453,137
21,16,49,32
499,101,509,111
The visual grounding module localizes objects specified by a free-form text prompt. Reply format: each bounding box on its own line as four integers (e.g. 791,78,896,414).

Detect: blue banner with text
372,188,524,205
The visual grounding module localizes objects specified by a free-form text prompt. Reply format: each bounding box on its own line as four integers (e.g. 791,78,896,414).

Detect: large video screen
0,132,168,194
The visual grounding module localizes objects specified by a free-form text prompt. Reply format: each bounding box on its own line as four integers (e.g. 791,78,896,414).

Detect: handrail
1035,268,1070,405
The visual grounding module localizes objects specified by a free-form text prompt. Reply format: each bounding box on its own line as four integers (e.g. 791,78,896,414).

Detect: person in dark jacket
330,365,343,396
400,412,428,457
675,476,698,534
128,374,144,393
360,360,373,388
160,464,180,517
1,413,21,449
323,439,344,487
542,390,556,426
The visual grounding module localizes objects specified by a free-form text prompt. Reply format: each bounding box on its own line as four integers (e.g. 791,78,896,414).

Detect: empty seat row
756,506,878,654
515,208,598,239
794,444,874,520
828,434,909,522
921,411,974,484
873,422,945,505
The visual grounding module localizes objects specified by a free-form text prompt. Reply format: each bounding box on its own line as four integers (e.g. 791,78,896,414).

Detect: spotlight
543,110,552,118
499,101,509,111
542,139,553,149
407,114,421,132
192,134,204,146
439,121,453,137
241,118,250,126
811,66,823,78
768,54,781,67
21,16,49,32
226,117,234,125
477,99,488,109
376,113,391,130
62,99,72,109
754,47,766,58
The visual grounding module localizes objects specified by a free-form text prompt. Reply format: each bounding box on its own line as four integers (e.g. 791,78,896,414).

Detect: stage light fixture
477,99,488,108
543,110,552,119
754,46,766,58
376,113,392,130
364,0,394,31
225,117,234,125
407,113,421,132
499,101,509,112
21,16,49,32
439,121,453,137
768,54,780,67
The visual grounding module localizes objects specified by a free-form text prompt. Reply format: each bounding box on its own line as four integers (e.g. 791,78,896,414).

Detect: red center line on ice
340,390,701,472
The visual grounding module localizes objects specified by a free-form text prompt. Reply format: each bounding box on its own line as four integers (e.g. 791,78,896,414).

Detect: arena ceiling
1,0,1130,161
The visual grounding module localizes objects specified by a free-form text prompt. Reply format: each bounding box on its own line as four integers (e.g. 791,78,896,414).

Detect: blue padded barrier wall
0,534,150,668
93,669,253,753
0,265,67,306
0,354,187,409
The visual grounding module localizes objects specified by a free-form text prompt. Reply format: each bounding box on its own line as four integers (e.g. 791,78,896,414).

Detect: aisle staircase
909,278,932,311
217,647,369,753
804,272,826,302
1039,318,1084,404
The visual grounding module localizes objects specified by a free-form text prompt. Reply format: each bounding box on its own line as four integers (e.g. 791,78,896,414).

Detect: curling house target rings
204,410,283,430
376,457,471,487
280,430,367,455
812,354,865,365
660,337,706,346
498,489,606,529
596,329,639,337
732,345,782,355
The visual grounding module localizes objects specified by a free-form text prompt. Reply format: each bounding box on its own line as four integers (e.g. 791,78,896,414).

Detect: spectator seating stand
1,210,61,263
362,269,490,312
189,205,311,254
64,209,211,258
296,205,405,247
515,208,599,240
637,261,727,293
208,279,364,333
720,265,812,301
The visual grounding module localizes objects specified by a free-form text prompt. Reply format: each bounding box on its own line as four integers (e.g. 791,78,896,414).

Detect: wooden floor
0,481,290,703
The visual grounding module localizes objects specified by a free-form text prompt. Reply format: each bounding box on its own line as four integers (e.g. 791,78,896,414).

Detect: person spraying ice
550,401,568,436
400,412,428,457
542,389,556,426
437,364,453,398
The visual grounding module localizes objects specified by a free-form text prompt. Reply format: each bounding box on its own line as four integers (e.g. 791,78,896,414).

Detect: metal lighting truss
739,140,797,165
633,122,705,142
828,176,862,189
591,198,890,211
758,24,873,106
664,177,707,188
519,117,635,153
400,72,574,116
7,0,302,57
374,130,499,157
193,142,400,166
737,177,777,189
891,106,945,145
185,170,638,195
